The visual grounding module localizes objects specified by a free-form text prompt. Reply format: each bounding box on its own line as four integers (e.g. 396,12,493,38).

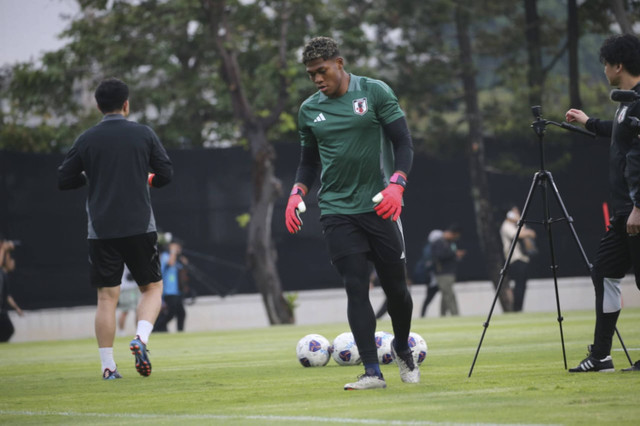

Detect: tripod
468,106,632,377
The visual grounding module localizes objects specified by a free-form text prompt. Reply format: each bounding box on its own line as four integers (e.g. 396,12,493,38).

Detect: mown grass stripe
0,410,557,425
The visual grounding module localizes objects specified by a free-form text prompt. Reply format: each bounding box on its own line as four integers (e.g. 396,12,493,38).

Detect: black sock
363,363,382,377
592,310,620,359
394,339,410,354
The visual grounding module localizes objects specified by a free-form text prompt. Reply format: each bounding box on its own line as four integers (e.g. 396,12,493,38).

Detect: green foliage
284,291,299,313
1,0,349,150
0,122,72,153
0,0,637,168
235,212,251,228
1,309,640,424
0,108,102,153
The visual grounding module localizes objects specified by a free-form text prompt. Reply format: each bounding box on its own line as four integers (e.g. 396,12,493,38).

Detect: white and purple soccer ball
375,331,395,365
296,334,332,367
331,332,361,365
408,332,428,366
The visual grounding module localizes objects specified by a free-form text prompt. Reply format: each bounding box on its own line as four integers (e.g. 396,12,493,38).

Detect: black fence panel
0,138,610,309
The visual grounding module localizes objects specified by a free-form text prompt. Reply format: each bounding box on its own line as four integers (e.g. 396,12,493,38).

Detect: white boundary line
0,410,557,426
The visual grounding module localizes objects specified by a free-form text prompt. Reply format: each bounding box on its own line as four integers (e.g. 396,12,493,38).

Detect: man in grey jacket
431,225,465,316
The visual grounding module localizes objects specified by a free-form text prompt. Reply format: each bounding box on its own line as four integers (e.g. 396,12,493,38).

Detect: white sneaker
391,339,420,383
344,374,387,390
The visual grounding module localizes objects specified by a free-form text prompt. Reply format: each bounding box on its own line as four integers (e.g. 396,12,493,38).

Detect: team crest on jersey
353,97,368,115
618,105,628,124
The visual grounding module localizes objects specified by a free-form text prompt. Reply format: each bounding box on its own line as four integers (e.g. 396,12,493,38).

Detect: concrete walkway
8,275,640,342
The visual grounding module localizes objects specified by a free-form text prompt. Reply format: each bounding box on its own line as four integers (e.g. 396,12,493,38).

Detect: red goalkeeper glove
285,186,307,234
373,173,407,221
148,173,155,187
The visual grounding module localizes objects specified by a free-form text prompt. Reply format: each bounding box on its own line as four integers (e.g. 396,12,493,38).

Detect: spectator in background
431,225,465,316
412,229,443,318
117,265,140,336
499,206,537,312
155,240,189,332
0,239,23,342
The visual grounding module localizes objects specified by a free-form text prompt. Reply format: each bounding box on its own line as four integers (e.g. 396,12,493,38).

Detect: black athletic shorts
88,232,162,287
320,213,406,264
594,215,640,285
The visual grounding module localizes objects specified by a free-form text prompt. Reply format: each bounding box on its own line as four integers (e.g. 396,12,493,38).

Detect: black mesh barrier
0,140,610,309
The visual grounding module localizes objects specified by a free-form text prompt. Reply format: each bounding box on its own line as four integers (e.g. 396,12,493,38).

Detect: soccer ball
296,334,332,367
375,331,395,365
408,332,428,365
331,332,361,365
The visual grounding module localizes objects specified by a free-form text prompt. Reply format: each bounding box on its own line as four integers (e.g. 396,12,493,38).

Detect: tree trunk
524,0,543,108
567,0,582,109
610,0,634,34
455,0,512,312
245,124,293,324
200,0,294,324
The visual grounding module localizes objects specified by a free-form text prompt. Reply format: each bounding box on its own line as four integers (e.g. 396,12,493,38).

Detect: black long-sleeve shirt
431,238,459,275
57,114,173,239
586,82,640,216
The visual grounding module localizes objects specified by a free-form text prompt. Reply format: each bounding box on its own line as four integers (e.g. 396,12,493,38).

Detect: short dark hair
599,33,640,76
302,36,340,64
94,77,129,113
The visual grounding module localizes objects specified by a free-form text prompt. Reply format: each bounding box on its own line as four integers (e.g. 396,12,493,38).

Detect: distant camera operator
0,239,24,342
565,33,640,372
155,239,189,333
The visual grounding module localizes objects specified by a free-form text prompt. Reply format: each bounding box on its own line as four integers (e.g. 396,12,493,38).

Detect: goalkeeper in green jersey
285,36,419,390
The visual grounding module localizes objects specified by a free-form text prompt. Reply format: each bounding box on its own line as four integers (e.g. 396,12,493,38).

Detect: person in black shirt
565,34,640,372
58,77,173,379
431,225,465,316
0,240,23,342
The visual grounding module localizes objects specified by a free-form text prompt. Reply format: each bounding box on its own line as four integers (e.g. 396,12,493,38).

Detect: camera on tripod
531,105,542,119
531,105,596,140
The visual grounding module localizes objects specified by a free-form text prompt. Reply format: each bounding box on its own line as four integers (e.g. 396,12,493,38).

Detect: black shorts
88,232,162,287
320,213,406,264
594,215,640,283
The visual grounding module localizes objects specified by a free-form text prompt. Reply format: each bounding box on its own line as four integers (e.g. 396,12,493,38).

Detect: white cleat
391,339,420,383
344,374,387,390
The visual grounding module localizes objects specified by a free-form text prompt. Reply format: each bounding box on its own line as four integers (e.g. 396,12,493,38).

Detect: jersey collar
102,113,126,122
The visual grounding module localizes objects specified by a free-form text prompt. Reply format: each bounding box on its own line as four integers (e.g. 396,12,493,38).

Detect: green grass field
1,308,639,425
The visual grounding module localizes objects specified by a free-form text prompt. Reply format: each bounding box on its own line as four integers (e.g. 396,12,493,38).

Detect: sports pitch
1,308,639,425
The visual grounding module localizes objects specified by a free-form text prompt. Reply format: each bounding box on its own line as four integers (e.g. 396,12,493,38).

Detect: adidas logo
314,113,326,123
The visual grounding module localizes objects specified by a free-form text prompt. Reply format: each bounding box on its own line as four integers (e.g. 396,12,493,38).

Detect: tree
610,0,634,34
199,0,294,323
567,0,582,109
524,0,544,107
454,0,511,311
5,0,640,300
0,0,347,324
194,0,371,323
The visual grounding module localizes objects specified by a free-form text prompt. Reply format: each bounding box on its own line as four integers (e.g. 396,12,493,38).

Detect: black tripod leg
467,262,509,378
468,173,539,377
547,176,592,269
547,173,633,366
616,328,634,365
538,171,567,369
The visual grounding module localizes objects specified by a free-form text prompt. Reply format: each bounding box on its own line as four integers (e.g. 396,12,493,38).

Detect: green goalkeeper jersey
298,74,405,215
